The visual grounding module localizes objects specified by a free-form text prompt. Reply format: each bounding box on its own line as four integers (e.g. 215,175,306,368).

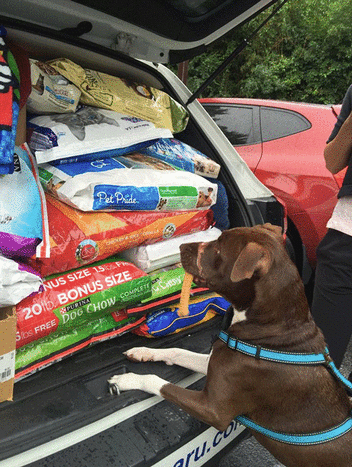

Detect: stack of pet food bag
0,32,231,392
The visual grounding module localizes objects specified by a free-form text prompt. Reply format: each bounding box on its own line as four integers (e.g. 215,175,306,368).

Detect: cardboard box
0,307,16,403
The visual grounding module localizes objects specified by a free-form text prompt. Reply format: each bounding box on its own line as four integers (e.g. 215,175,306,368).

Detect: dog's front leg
108,373,233,431
124,347,210,375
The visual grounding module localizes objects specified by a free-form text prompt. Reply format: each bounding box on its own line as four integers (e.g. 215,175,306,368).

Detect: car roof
199,97,338,111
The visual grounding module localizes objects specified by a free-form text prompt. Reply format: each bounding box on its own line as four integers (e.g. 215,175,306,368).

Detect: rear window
260,107,311,142
203,104,261,146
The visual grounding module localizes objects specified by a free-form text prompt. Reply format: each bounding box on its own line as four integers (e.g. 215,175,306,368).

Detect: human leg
311,229,352,367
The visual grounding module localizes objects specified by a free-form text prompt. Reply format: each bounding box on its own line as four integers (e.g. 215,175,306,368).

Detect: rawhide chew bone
177,271,193,316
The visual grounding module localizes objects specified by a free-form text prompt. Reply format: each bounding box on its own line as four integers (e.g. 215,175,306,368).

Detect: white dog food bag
119,227,222,272
28,105,172,165
0,256,43,306
38,155,218,212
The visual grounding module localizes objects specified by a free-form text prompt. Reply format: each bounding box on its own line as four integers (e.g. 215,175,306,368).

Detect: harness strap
236,414,352,445
218,329,352,445
218,330,328,364
327,361,352,396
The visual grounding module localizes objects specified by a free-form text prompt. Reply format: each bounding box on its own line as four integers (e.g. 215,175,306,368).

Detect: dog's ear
230,242,272,282
262,223,282,236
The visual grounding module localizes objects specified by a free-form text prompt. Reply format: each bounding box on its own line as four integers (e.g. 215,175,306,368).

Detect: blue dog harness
218,329,352,445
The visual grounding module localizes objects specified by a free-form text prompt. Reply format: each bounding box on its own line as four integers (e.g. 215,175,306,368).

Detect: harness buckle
225,332,238,351
323,348,333,366
255,345,262,360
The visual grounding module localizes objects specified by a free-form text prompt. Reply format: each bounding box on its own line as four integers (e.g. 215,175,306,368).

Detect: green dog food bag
16,256,152,349
15,310,145,380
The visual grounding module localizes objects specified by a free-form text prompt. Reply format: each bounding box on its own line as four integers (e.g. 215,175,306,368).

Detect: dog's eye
213,248,222,268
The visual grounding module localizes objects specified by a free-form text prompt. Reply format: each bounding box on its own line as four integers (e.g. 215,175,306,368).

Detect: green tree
178,0,352,104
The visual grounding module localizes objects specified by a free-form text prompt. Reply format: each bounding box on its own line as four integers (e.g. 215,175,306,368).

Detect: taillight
333,168,347,188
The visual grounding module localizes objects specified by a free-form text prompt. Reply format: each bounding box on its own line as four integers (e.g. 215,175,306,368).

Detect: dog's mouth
180,242,208,287
190,274,207,288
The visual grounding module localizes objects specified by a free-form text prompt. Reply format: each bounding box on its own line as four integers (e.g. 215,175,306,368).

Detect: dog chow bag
15,310,146,380
16,257,152,349
120,264,210,318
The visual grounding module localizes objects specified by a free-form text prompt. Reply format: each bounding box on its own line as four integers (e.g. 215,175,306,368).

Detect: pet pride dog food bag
28,105,172,165
29,195,213,277
16,257,152,349
38,156,218,212
0,144,49,258
133,293,229,337
15,310,145,380
48,58,189,133
140,138,220,178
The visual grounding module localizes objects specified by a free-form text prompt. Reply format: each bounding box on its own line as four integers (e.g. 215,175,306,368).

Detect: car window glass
203,104,260,146
260,107,311,142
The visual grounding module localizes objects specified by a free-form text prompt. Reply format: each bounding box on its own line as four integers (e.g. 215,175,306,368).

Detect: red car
200,97,344,280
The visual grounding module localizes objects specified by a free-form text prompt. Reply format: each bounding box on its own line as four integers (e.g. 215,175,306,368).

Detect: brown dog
109,224,352,467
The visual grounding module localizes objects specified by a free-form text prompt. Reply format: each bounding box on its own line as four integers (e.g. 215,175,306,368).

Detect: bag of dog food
0,144,49,258
133,293,229,337
120,227,222,273
140,138,220,178
28,105,172,165
16,257,151,349
38,156,218,212
48,58,189,133
27,59,81,114
120,264,209,318
15,310,145,380
0,27,20,175
28,194,213,277
0,256,42,306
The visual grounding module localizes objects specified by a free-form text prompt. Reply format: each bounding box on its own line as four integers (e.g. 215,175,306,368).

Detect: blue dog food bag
133,293,229,337
140,138,220,178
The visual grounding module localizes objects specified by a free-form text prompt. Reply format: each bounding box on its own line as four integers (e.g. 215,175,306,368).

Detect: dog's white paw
124,347,159,362
108,373,143,393
108,373,167,396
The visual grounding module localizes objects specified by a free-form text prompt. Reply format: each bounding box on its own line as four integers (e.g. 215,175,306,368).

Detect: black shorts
311,229,352,367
